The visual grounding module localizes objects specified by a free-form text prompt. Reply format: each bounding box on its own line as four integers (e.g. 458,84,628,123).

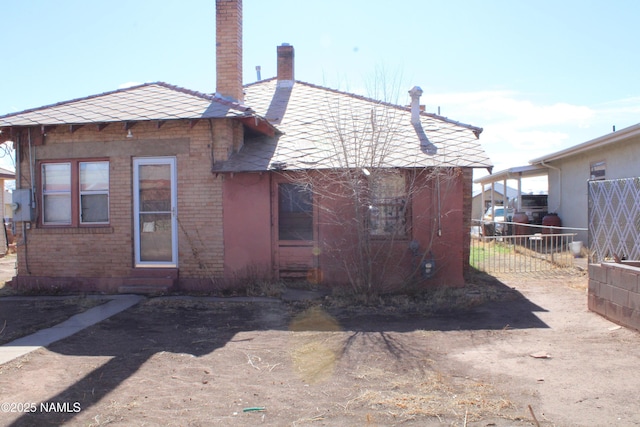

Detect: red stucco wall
216,169,468,291
314,169,466,289
222,173,272,282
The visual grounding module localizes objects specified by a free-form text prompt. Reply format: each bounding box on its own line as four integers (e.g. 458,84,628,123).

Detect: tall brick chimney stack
216,0,243,102
277,43,294,87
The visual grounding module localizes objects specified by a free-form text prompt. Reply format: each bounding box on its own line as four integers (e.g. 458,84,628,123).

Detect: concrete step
119,269,178,294
130,268,178,279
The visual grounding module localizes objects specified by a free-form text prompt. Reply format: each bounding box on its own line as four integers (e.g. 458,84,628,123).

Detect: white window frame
42,162,72,226
40,160,110,227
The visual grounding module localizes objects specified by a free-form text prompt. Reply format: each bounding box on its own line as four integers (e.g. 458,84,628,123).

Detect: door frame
133,156,178,267
271,174,320,279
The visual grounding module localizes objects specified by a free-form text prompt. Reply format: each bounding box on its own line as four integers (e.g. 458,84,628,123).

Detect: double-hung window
79,162,109,224
41,160,109,226
42,163,72,225
369,172,408,237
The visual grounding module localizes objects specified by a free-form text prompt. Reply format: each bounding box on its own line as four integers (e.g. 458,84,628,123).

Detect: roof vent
408,86,423,124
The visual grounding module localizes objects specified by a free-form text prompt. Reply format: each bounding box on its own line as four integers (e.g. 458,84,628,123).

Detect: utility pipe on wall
540,160,561,213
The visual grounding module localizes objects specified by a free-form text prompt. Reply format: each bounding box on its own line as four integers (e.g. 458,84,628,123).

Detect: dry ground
1,262,639,426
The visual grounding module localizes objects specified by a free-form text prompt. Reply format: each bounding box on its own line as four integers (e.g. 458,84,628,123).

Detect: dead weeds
0,297,105,345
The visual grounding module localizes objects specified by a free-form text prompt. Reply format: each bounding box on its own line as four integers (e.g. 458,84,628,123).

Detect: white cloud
426,90,610,174
430,90,639,194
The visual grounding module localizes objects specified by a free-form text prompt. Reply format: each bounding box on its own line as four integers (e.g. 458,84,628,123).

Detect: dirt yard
1,265,639,426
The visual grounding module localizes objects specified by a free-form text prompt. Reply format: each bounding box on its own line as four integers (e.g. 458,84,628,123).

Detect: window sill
32,226,114,235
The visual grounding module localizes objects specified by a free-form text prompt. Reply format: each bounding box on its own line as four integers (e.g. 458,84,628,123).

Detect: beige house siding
546,133,640,245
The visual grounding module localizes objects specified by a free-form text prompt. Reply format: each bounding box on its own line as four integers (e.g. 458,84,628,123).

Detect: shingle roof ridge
244,78,483,136
0,81,251,120
156,82,253,113
243,77,278,87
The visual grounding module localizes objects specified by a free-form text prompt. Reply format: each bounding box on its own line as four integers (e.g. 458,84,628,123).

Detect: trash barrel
542,213,561,234
513,212,529,235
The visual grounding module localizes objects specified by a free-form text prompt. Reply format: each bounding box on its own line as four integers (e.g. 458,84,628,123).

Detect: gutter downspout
540,160,561,213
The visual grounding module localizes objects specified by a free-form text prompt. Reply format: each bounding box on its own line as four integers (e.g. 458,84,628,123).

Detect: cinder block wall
14,119,231,292
589,262,640,331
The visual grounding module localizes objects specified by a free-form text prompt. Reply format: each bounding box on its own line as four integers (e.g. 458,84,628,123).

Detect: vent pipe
408,86,423,124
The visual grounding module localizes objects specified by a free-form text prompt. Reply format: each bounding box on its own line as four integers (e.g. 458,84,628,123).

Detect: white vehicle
482,206,508,235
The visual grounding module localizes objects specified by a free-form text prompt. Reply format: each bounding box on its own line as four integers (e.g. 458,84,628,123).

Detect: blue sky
2,0,640,192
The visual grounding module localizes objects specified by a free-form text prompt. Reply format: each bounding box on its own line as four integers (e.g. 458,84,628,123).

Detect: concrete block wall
589,262,640,331
13,119,230,292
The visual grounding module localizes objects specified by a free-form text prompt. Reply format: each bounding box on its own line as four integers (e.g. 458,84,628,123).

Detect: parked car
509,194,548,225
482,206,509,235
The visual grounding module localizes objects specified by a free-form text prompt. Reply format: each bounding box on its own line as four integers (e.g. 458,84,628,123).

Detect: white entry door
133,157,178,267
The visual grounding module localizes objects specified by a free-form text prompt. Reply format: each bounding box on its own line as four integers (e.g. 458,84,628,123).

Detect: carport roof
474,164,547,185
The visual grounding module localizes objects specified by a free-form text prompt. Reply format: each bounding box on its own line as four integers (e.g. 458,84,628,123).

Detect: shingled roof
0,82,256,127
0,79,492,173
212,78,492,172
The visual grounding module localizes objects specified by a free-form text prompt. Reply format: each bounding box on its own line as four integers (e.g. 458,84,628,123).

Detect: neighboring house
0,0,491,293
471,182,518,220
4,190,12,221
0,167,15,253
530,123,640,245
0,167,15,220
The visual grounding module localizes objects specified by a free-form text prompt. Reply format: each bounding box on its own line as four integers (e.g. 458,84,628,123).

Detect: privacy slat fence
588,177,640,263
470,221,576,273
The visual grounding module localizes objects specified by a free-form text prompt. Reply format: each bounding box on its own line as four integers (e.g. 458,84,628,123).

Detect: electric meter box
12,189,33,222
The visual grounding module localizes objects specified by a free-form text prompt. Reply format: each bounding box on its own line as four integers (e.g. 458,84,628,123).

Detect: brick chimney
216,0,243,102
277,43,294,87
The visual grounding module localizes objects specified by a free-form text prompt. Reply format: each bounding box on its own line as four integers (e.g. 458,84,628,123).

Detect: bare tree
284,85,463,298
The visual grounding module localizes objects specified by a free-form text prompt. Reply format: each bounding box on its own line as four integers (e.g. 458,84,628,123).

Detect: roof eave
237,116,279,137
530,122,640,165
474,164,547,185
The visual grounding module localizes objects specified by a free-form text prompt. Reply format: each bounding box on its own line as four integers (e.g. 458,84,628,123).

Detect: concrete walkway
0,294,144,365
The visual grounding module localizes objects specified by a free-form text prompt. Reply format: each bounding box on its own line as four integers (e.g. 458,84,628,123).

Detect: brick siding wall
461,167,473,274
216,0,243,102
14,119,235,291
